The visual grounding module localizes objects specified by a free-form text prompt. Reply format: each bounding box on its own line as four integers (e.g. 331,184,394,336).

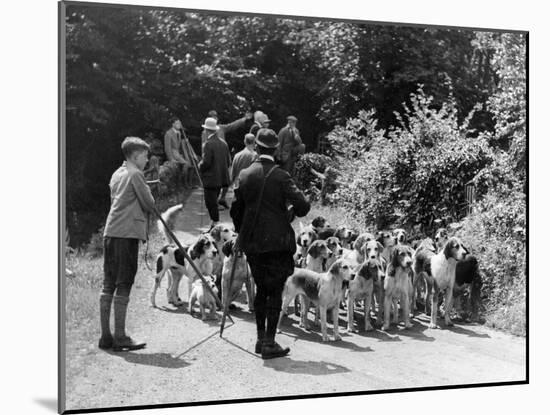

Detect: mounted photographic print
59,1,528,413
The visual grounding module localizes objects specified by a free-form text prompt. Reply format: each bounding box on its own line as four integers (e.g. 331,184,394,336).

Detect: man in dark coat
230,128,310,359
201,110,253,209
277,115,305,174
199,117,232,230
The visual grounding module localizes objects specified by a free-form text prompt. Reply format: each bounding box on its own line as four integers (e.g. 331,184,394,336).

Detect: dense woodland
65,5,526,333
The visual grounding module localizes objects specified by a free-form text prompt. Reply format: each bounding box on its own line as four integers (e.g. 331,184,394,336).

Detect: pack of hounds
151,205,482,342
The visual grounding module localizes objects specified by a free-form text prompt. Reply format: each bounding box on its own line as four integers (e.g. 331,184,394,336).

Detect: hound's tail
157,204,184,243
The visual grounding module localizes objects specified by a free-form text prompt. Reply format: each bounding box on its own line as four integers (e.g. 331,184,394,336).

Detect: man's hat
201,117,219,131
258,113,271,124
287,115,298,122
255,128,279,148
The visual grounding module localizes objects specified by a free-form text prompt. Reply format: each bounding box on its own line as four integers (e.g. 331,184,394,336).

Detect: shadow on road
279,320,374,352
107,351,190,369
263,357,351,375
446,324,491,338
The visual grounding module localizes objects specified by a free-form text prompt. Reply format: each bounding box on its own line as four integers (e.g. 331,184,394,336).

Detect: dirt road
65,189,526,412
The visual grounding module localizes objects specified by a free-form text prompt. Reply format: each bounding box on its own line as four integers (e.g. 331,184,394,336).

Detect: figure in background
277,115,305,174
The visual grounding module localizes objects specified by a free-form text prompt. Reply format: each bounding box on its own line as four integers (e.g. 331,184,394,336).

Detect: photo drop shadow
34,398,57,413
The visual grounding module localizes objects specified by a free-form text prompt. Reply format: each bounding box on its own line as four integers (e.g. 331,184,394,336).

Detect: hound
434,228,449,252
150,244,187,308
362,239,388,322
301,239,333,327
209,223,237,296
310,216,331,235
184,234,219,303
353,232,376,254
220,238,255,311
278,259,354,341
317,226,356,249
413,237,467,328
411,237,437,313
376,230,395,264
383,245,415,330
347,259,384,332
150,234,219,308
393,228,408,245
454,253,482,321
188,274,219,320
325,236,343,269
294,222,318,267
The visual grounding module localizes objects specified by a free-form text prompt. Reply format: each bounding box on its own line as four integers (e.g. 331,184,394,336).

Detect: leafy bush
456,190,526,335
330,89,492,231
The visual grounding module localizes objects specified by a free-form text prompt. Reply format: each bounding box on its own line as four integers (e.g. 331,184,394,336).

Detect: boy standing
99,137,156,351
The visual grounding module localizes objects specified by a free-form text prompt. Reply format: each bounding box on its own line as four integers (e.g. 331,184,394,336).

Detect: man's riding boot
112,295,146,352
262,308,289,359
98,293,113,349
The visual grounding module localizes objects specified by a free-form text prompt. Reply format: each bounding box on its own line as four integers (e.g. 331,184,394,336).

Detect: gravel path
65,189,526,412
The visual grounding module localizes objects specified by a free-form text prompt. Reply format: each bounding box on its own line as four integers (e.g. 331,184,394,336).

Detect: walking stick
181,130,203,189
219,238,241,337
153,206,233,324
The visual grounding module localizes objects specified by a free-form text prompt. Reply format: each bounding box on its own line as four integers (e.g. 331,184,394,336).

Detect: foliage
456,190,526,335
293,153,336,203
65,5,506,246
330,89,492,231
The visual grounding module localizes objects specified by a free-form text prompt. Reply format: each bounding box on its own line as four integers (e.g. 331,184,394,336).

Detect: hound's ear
330,260,341,275
210,226,221,241
376,232,383,244
391,247,400,269
377,242,384,253
353,236,363,252
222,240,233,257
299,221,304,232
462,244,470,256
190,239,203,260
307,242,320,259
443,238,457,259
387,263,396,277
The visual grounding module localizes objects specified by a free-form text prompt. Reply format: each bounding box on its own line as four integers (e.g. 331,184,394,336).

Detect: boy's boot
261,307,290,359
112,295,146,352
98,293,113,349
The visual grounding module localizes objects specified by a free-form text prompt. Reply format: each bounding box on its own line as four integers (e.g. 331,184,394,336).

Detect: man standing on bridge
230,128,310,359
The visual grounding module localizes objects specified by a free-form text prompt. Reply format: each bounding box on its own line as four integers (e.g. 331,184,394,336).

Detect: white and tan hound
413,237,467,328
383,245,415,330
278,259,354,341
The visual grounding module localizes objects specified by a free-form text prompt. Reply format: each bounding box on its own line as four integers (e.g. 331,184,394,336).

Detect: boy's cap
255,128,279,148
287,115,298,122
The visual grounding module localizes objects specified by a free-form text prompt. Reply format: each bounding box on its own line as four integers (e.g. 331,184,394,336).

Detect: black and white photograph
57,0,529,413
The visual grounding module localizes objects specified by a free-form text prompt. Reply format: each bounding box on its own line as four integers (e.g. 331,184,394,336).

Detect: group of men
99,110,310,358
164,110,306,231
